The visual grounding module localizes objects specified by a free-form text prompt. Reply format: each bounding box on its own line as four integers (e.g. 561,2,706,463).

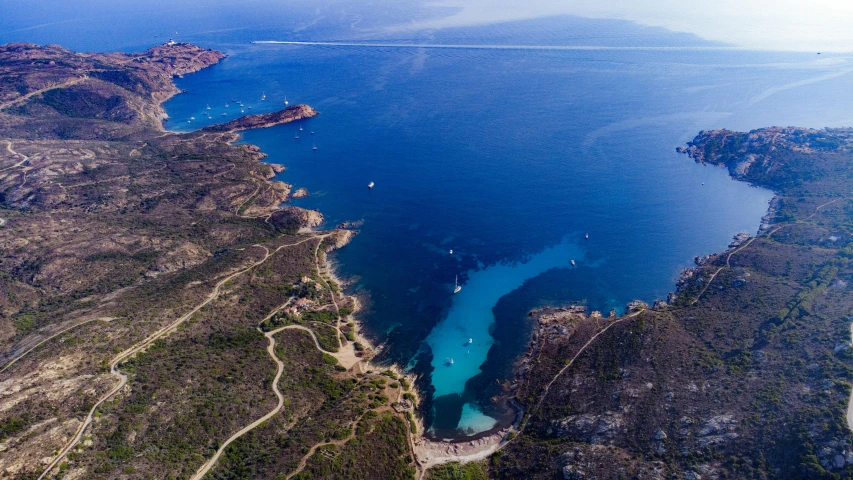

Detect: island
201,104,318,133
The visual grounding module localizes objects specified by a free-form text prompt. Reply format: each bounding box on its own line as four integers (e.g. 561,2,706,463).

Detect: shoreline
403,161,783,470
158,46,785,472
150,42,381,375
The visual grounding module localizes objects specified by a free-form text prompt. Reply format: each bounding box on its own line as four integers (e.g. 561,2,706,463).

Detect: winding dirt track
0,317,107,375
191,235,359,479
517,309,643,435
38,236,322,479
285,411,368,480
0,77,88,111
693,196,843,304
1,140,29,172
190,322,291,480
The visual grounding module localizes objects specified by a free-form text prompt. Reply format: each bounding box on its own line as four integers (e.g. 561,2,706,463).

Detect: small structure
295,298,313,310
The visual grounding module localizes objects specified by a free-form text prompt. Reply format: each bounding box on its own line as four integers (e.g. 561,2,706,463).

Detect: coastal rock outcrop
326,229,356,250
268,206,324,232
550,412,625,444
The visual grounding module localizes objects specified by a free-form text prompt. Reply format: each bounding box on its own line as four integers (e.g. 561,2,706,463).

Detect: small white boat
190,116,195,120
225,103,229,107
261,92,266,101
368,181,375,189
570,259,576,266
206,104,211,110
241,109,244,113
453,275,462,294
295,134,300,139
310,131,315,135
312,144,317,151
221,112,227,116
284,96,289,105
247,106,253,109
468,338,473,344
446,358,454,366
585,233,589,240
299,124,303,131
449,249,453,255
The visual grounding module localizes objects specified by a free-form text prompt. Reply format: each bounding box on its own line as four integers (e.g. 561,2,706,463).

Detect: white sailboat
570,259,576,266
312,144,317,151
368,181,375,189
299,124,303,131
261,92,266,101
206,104,211,110
449,249,453,255
468,338,473,344
283,96,289,106
453,275,462,294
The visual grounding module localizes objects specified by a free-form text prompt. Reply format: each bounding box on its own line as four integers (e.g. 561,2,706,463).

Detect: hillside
0,42,416,479
481,126,853,479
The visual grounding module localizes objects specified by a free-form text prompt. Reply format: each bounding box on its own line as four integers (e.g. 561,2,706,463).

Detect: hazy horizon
1,0,851,53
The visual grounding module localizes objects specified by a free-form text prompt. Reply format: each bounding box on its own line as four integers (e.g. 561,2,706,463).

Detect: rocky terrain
201,104,318,133
0,42,418,479
479,127,853,479
6,38,853,480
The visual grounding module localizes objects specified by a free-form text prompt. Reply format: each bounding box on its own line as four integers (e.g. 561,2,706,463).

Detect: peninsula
428,126,853,479
201,104,318,133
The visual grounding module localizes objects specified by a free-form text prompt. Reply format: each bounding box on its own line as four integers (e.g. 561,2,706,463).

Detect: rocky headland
202,104,318,133
480,126,853,479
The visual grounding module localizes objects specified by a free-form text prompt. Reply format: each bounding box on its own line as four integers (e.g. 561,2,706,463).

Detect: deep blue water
4,3,853,440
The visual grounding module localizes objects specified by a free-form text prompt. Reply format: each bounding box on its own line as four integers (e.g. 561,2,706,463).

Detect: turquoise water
4,4,853,440
428,239,583,398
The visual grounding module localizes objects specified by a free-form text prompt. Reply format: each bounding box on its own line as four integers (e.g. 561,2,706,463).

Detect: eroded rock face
696,414,738,447
551,412,625,444
291,187,309,199
268,206,324,232
153,242,211,273
326,229,355,250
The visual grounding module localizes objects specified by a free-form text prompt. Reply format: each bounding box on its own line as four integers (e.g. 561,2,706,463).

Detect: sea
3,1,853,440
